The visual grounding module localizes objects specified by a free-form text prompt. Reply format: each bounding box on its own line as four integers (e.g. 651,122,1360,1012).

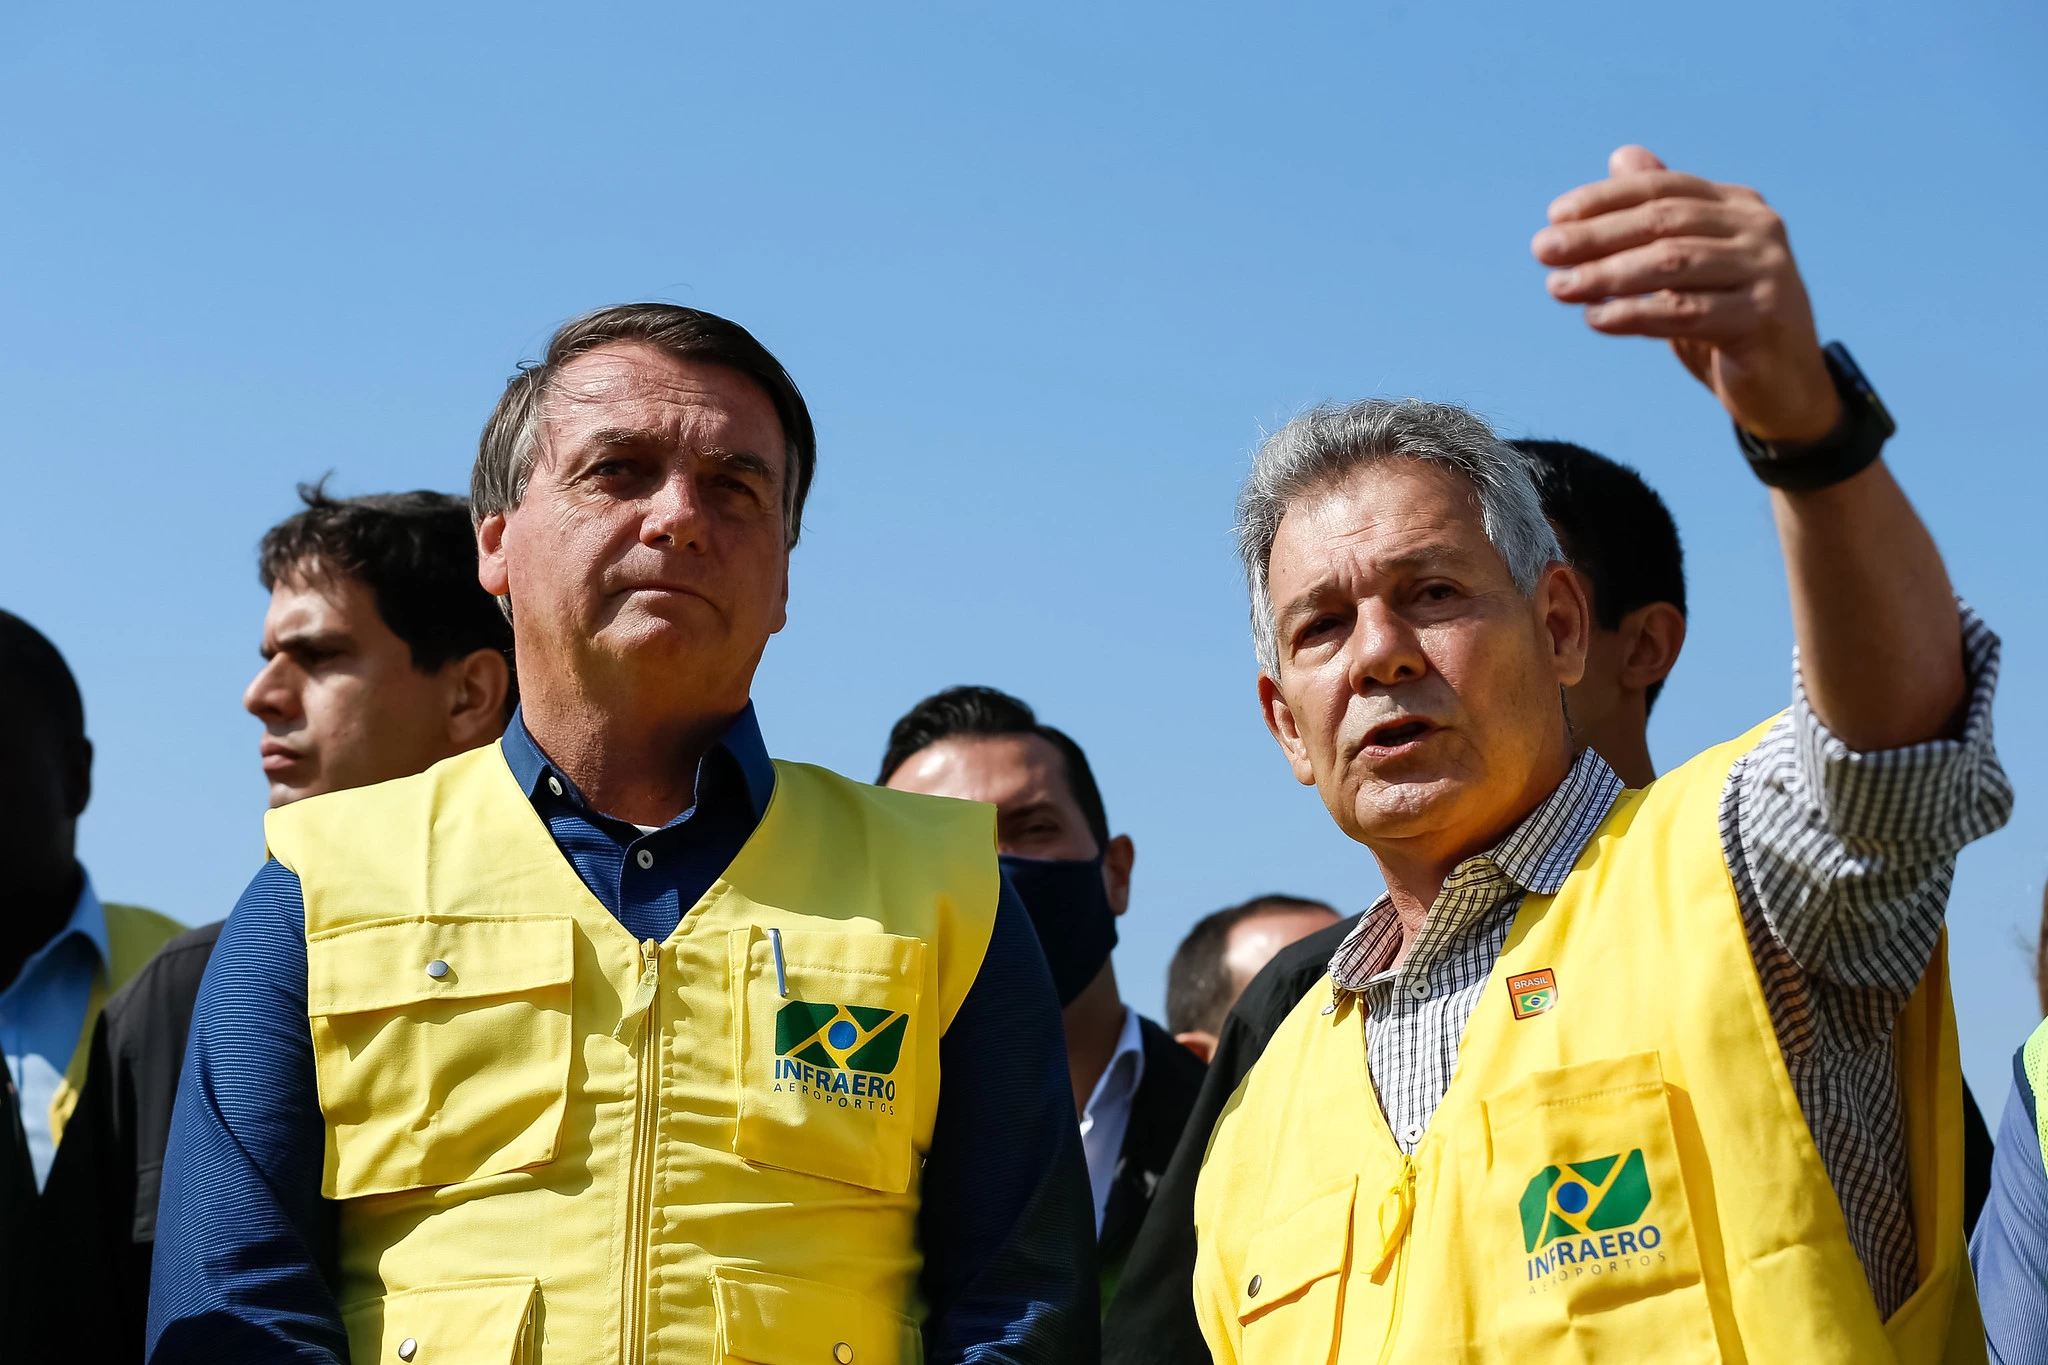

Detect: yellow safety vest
1194,721,1981,1364
265,743,1000,1365
48,900,184,1148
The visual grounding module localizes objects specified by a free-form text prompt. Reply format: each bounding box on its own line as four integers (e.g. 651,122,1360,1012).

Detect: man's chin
1338,774,1476,844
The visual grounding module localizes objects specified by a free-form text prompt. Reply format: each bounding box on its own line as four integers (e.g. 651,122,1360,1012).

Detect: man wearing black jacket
882,685,1208,1305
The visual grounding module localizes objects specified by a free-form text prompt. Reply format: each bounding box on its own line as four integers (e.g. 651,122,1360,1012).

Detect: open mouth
1365,718,1434,750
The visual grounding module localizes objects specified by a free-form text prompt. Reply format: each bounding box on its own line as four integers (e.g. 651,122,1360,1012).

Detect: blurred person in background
882,685,1207,1306
149,306,1095,1362
1104,434,1695,1365
1191,146,2004,1362
32,484,516,1359
0,611,185,1350
1165,895,1338,1062
1969,884,2048,1363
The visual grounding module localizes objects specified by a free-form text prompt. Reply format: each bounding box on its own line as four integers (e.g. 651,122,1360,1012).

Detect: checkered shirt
1327,605,2010,1319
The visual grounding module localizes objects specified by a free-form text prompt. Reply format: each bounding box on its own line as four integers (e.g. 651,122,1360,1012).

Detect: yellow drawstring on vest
1369,1154,1417,1285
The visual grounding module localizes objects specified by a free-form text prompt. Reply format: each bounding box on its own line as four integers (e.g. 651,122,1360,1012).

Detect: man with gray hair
148,304,1096,1362
1193,147,2007,1362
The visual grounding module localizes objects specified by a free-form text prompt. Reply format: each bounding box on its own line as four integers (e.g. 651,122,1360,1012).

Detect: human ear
1101,834,1135,915
1536,563,1591,689
1257,672,1318,787
1617,601,1687,692
477,512,511,600
1175,1030,1218,1063
446,649,512,748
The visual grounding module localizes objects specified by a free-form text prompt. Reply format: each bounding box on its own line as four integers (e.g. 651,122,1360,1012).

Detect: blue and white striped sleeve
147,858,346,1363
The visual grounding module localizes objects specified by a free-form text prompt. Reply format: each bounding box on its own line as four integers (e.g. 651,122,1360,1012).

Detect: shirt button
1401,1123,1425,1145
397,1339,418,1362
1407,980,1429,1000
424,960,449,980
547,775,563,797
635,848,654,870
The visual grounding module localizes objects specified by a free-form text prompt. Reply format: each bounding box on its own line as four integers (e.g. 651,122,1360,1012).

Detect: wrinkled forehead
1269,458,1503,588
539,343,787,462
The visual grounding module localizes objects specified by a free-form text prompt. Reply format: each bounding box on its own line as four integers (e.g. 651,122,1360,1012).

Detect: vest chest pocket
1236,1175,1356,1363
1483,1050,1722,1361
729,925,924,1194
713,1266,923,1365
307,915,574,1199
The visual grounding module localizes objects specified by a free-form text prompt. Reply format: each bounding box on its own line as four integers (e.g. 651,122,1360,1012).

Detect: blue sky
3,2,2043,1114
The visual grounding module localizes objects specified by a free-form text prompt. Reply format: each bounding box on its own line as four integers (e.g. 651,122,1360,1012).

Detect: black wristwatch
1734,341,1896,492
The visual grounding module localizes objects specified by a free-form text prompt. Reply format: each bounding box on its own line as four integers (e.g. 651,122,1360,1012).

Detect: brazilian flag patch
1519,1150,1653,1252
774,1000,910,1076
1506,967,1558,1020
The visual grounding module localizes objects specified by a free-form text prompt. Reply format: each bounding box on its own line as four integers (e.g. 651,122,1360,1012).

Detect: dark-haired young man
882,686,1207,1306
1165,895,1337,1063
32,485,517,1358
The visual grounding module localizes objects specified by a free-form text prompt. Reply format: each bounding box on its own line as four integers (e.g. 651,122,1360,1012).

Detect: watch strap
1736,342,1896,492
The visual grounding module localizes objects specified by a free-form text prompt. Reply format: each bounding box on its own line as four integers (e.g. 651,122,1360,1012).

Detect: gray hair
1235,398,1561,672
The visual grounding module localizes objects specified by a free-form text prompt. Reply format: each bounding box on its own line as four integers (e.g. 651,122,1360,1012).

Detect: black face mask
999,852,1119,1008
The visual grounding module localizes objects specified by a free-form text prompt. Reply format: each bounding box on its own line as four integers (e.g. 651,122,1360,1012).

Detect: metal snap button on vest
425,960,449,980
1246,1274,1262,1298
833,1343,854,1363
636,848,654,869
547,775,563,796
397,1338,418,1362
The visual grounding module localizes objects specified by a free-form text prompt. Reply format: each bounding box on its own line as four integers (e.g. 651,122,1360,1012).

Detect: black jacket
33,920,221,1359
1102,913,1999,1365
1099,1015,1206,1303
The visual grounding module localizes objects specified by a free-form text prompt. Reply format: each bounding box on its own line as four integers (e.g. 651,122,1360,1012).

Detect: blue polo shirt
147,707,1096,1362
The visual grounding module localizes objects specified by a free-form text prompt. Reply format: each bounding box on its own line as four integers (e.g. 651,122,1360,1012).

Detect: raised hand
1534,146,1840,445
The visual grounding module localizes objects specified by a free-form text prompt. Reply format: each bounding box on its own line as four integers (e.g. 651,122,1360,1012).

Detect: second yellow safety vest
265,743,1001,1365
1194,720,1982,1364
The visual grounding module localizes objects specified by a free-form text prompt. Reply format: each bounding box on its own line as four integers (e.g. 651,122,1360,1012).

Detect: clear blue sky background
4,3,2043,1115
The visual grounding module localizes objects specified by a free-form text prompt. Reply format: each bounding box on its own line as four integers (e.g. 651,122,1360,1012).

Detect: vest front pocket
1482,1050,1721,1360
1236,1175,1356,1363
342,1276,539,1365
712,1265,923,1365
728,925,924,1194
307,915,575,1199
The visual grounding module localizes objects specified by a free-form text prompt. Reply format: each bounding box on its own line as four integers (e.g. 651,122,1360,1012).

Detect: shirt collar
1326,747,1623,991
1485,747,1624,896
1081,1006,1147,1123
499,702,776,825
10,873,110,989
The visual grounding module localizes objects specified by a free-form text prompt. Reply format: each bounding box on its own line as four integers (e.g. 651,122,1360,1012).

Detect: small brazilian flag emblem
774,1000,910,1076
1507,967,1558,1020
1519,1150,1653,1252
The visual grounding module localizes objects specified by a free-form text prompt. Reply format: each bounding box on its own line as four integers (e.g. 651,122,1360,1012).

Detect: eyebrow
580,428,778,483
262,627,352,660
1273,544,1476,625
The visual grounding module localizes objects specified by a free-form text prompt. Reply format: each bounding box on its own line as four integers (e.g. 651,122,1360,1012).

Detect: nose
642,466,710,551
243,656,300,724
1346,598,1427,694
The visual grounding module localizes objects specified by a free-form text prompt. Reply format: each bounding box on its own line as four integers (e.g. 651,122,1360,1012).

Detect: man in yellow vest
148,304,1098,1362
1193,146,2011,1362
0,611,182,1204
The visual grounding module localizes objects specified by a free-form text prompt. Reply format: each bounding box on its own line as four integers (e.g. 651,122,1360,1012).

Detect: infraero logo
772,1000,909,1112
1520,1150,1665,1283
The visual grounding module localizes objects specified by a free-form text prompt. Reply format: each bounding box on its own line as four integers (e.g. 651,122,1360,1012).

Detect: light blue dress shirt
0,874,107,1190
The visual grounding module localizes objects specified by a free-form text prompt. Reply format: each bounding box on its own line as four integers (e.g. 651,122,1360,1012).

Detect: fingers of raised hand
1546,169,1722,225
1532,198,1749,266
1545,236,1769,304
1576,287,1761,342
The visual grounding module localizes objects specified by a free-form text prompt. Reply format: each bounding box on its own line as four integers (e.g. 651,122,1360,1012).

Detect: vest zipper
622,939,661,1365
